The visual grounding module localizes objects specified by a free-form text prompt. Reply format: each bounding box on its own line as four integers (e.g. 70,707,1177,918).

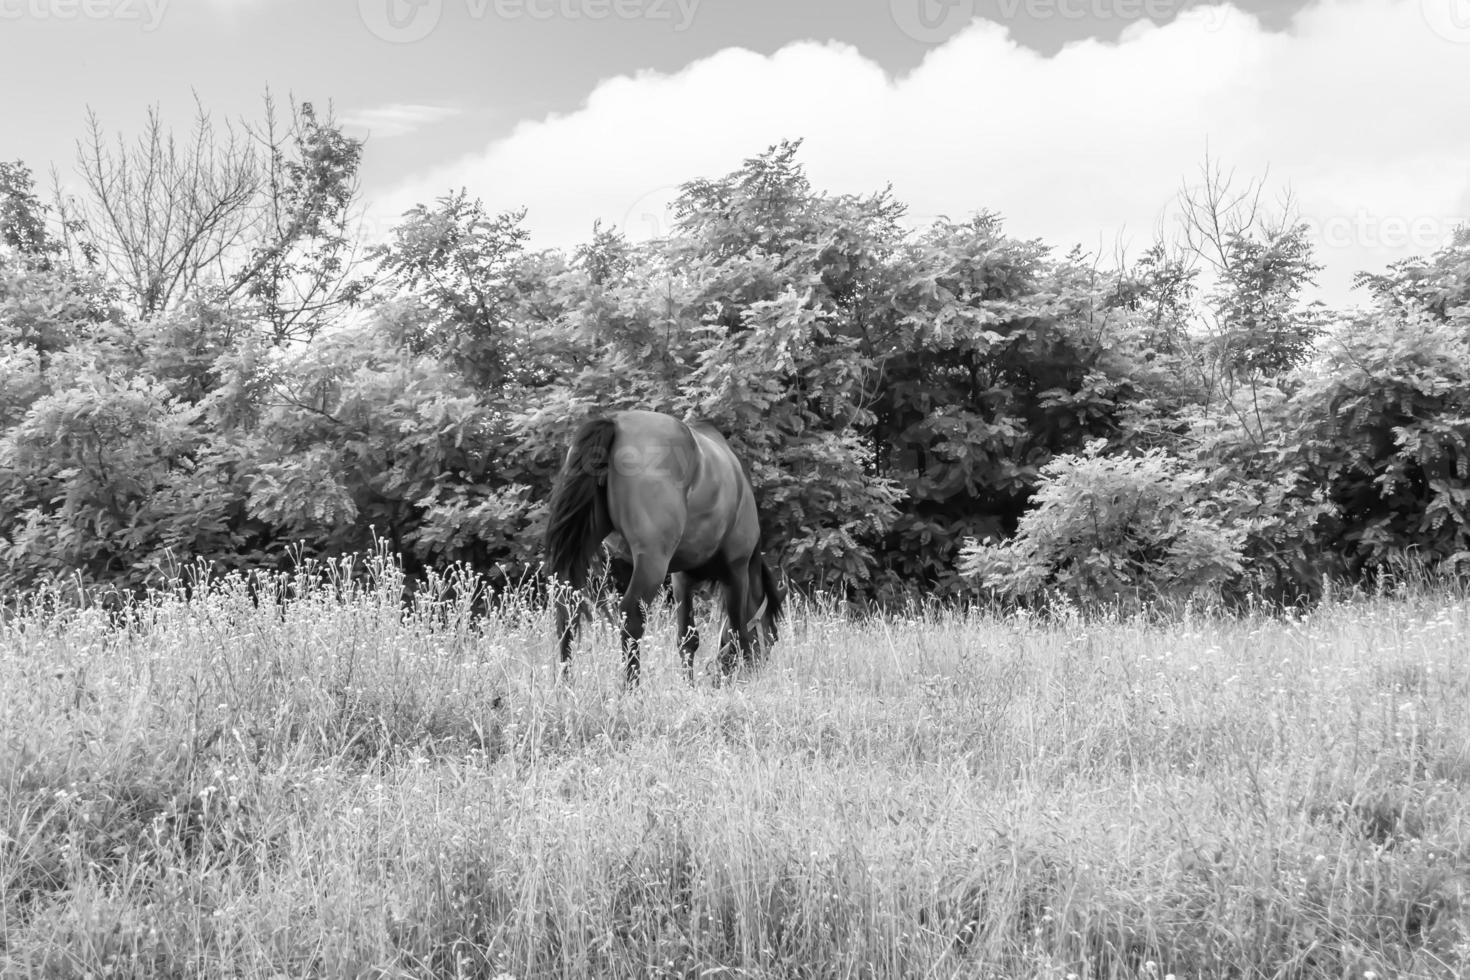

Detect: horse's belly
606,534,712,574
667,536,724,576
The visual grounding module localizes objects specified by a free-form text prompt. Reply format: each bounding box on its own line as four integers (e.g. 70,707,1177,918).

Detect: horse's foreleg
619,594,646,687
553,584,576,682
672,573,700,683
620,554,667,688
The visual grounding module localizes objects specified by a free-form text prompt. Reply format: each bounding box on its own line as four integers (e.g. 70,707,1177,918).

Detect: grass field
2,558,1468,979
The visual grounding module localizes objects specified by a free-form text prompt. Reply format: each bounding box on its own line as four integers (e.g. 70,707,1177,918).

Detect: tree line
3,96,1468,609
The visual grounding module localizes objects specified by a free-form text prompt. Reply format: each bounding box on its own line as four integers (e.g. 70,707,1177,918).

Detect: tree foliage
958,443,1245,608
3,111,1469,610
1293,229,1470,575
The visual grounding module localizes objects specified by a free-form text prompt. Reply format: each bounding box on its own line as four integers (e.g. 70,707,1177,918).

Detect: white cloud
342,102,464,139
368,0,1470,309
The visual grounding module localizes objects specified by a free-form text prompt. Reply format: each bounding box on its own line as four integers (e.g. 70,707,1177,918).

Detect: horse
543,409,785,686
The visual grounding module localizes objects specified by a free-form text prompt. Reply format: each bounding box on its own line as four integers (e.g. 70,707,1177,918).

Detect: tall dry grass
2,556,1467,979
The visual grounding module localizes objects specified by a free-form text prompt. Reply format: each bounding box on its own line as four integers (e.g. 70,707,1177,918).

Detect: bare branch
63,91,363,341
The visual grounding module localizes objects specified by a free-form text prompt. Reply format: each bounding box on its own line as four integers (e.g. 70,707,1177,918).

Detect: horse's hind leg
672,572,699,682
620,552,669,687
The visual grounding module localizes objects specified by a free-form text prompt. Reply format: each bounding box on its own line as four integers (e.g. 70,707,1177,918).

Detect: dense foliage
3,107,1469,607
957,443,1246,609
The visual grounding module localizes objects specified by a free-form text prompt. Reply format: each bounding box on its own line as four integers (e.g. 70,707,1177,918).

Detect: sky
1,0,1468,310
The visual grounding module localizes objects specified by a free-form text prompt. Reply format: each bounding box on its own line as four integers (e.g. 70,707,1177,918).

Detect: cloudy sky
2,0,1468,309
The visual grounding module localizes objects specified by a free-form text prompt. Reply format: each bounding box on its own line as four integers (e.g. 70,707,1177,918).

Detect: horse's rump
545,409,784,684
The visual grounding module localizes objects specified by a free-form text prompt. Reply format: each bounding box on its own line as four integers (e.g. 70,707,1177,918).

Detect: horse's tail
544,417,617,592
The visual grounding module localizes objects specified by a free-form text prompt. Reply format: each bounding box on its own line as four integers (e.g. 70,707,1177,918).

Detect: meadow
1,558,1467,979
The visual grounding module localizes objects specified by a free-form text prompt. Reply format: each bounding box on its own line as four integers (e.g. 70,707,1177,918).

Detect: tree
1176,154,1325,392
367,192,531,390
871,213,1181,598
1290,228,1470,577
2,161,120,388
61,93,366,340
664,142,907,594
1,161,62,262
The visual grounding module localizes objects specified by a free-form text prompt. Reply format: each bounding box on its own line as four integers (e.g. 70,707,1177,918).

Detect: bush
957,442,1245,608
1292,307,1470,577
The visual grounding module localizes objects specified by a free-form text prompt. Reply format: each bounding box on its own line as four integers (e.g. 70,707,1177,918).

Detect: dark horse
544,409,784,685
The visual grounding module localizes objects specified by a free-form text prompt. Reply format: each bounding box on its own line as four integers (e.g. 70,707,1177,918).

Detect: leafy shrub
1295,312,1470,575
0,370,244,594
1180,387,1338,605
957,442,1245,607
1288,229,1470,578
